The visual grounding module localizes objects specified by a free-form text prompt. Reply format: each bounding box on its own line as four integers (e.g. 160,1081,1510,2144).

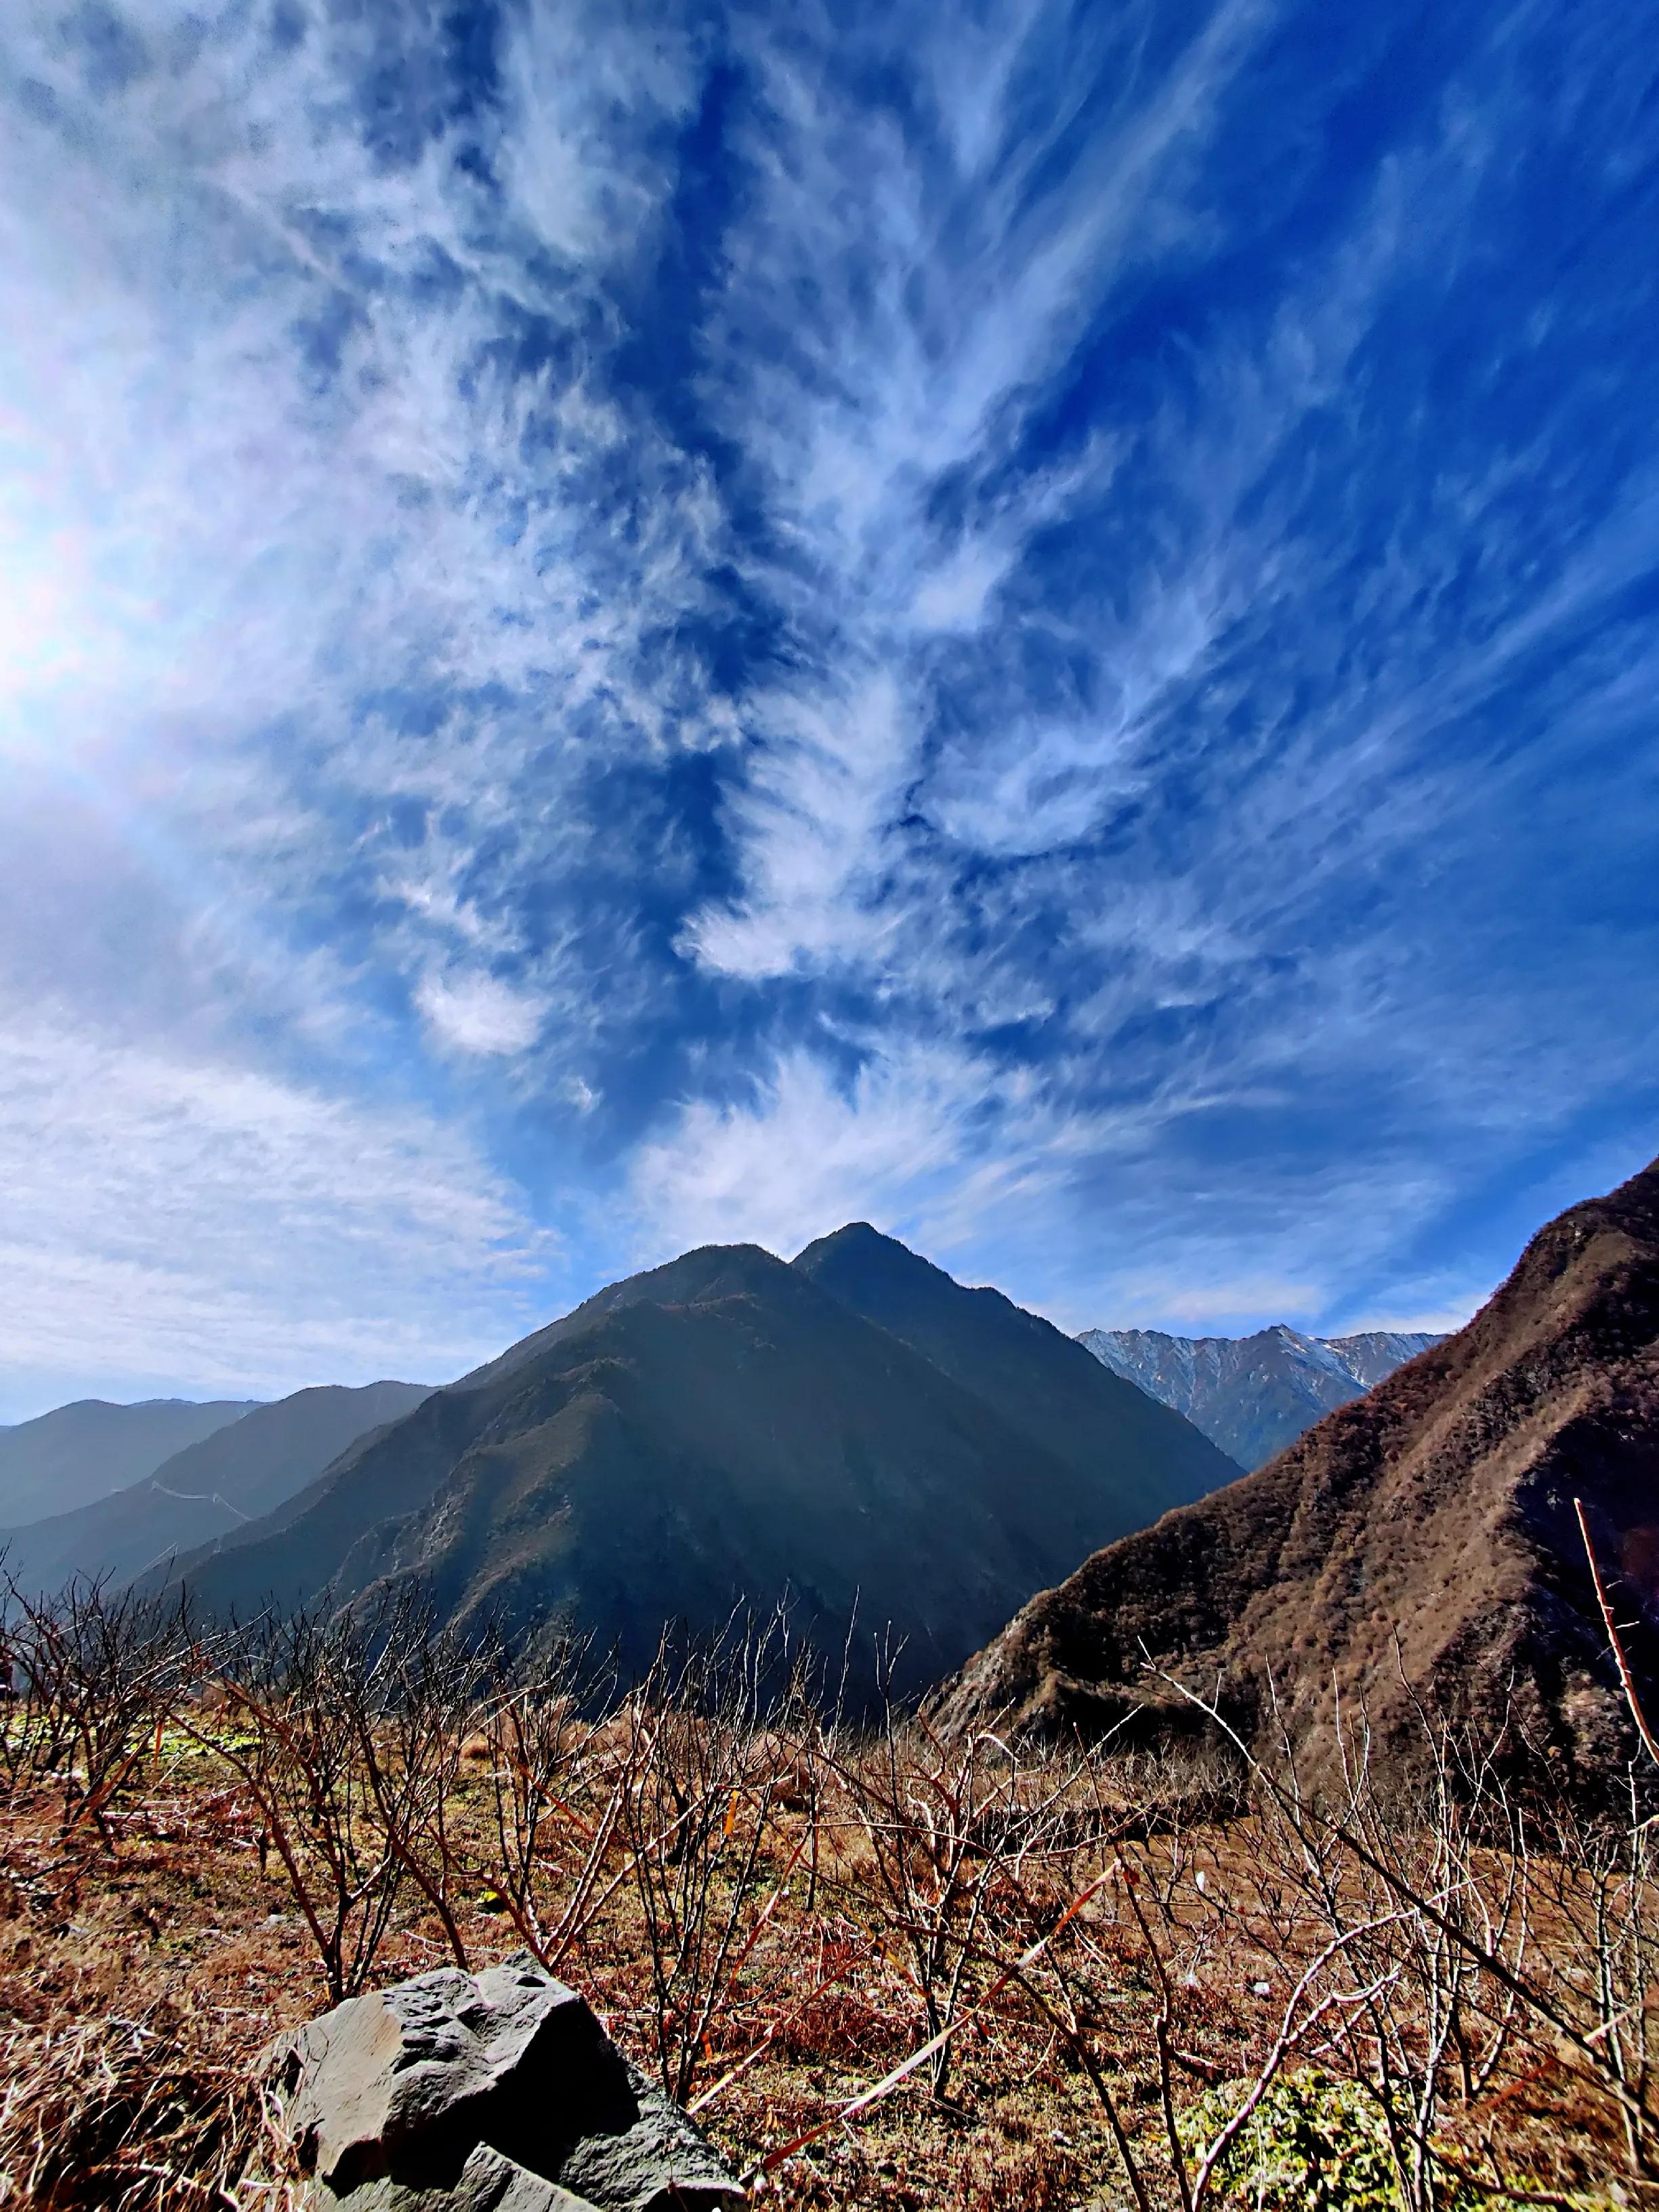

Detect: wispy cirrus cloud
625,1035,1115,1268
683,0,1277,975
0,0,1655,1408
0,0,716,1045
0,1005,548,1417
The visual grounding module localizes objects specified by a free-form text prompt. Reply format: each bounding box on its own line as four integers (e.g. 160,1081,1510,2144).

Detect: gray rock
313,2141,593,2212
265,1953,745,2212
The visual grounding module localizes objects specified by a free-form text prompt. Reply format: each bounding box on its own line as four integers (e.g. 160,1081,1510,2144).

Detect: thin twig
1576,1497,1659,1769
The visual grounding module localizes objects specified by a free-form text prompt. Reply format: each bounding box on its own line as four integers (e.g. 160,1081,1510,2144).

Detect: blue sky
1,0,1656,1418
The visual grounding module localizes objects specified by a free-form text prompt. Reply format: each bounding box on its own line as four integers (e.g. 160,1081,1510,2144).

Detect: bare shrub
173,1604,412,2003
621,1624,818,2106
0,1572,79,1794
343,1601,509,1974
829,1707,1087,2100
0,1574,199,1839
466,1640,640,1976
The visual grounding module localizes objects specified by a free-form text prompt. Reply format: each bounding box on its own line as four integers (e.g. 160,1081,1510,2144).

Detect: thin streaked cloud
0,0,1654,1411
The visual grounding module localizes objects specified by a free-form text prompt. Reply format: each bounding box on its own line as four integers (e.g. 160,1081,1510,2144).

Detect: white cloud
686,673,912,978
416,969,548,1058
627,1035,1156,1275
493,4,702,262
681,0,1276,971
906,540,1017,634
1338,1295,1489,1337
0,0,719,1042
0,1009,551,1412
1108,1274,1330,1329
628,1045,974,1259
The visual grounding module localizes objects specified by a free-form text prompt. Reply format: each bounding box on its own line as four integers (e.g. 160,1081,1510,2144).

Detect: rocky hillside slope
1078,1324,1441,1467
159,1233,1237,1698
938,1155,1659,1785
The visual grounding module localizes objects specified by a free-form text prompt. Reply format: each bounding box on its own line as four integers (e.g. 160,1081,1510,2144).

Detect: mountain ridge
0,1397,261,1530
933,1154,1659,1785
1078,1322,1443,1467
1,1381,432,1596
155,1229,1240,1698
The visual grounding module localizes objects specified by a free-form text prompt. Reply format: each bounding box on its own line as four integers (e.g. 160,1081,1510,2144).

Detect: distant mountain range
10,1161,1656,1785
938,1153,1659,1784
0,1396,261,1528
151,1226,1239,1699
1,1382,432,1597
1078,1324,1443,1468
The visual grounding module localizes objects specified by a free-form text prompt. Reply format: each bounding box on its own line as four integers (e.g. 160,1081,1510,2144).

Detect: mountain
1,1382,432,1598
1078,1324,1443,1468
0,1398,260,1529
795,1224,1240,1508
158,1234,1239,1698
936,1155,1659,1786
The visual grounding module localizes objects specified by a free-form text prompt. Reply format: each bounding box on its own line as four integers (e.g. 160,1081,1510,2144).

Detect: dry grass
0,1598,1647,2209
0,2004,295,2211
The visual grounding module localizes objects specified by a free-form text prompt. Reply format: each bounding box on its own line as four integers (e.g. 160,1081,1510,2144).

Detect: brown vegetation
935,1153,1659,1782
1,1581,1656,2209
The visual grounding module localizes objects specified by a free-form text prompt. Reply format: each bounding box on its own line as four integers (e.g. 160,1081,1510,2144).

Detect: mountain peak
455,1240,797,1392
1078,1320,1442,1468
793,1220,933,1272
938,1152,1659,1780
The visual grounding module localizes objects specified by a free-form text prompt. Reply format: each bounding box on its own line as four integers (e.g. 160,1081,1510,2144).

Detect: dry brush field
0,1581,1652,2211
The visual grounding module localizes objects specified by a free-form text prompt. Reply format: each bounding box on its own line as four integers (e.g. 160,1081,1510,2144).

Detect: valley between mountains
5,1163,1657,1764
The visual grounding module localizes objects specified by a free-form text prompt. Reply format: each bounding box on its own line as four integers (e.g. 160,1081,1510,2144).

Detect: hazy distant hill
938,1154,1659,1783
0,1398,259,1528
1,1381,431,1597
160,1232,1238,1698
1078,1324,1442,1468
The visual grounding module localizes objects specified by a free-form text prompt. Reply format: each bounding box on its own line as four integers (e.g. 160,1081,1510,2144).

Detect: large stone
312,2142,591,2212
265,1953,746,2212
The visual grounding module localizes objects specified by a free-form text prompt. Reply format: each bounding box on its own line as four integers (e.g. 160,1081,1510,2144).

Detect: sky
1,0,1656,1419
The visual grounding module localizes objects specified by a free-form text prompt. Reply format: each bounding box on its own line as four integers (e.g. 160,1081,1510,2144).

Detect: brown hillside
934,1154,1659,1785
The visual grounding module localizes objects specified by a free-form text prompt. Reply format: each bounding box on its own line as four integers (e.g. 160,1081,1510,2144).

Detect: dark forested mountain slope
1078,1323,1442,1469
795,1224,1240,1515
936,1156,1659,1786
1,1381,431,1595
163,1236,1237,1696
0,1397,259,1528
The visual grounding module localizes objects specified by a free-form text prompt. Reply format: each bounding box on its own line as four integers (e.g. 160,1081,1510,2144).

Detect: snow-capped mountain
1077,1323,1443,1470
